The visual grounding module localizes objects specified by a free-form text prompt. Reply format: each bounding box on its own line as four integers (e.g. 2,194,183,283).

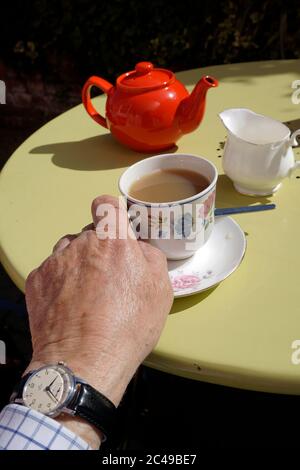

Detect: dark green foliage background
1,0,300,79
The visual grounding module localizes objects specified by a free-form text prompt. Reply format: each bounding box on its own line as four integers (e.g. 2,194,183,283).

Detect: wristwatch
10,361,116,440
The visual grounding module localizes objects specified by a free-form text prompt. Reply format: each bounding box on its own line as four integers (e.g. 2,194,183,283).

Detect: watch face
22,364,75,416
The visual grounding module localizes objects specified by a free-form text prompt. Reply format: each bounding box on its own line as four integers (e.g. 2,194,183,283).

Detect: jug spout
219,109,237,134
176,75,218,134
219,108,291,145
218,108,256,137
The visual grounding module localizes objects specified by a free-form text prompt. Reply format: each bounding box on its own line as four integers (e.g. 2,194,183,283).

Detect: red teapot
82,62,218,152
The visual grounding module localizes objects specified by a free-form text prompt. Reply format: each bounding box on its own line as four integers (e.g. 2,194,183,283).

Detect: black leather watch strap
10,373,31,402
70,383,116,439
10,367,117,440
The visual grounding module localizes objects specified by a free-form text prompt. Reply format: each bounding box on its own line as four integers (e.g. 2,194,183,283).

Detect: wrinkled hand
25,195,173,408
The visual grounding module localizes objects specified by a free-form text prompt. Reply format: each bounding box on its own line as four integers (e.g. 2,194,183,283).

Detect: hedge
1,0,299,81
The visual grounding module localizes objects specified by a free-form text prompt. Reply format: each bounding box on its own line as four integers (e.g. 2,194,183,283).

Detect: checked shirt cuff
0,404,91,450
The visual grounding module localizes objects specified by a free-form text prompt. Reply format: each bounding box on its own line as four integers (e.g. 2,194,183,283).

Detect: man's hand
23,195,173,447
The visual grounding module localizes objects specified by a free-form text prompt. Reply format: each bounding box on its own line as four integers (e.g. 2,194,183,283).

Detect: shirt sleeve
0,404,91,450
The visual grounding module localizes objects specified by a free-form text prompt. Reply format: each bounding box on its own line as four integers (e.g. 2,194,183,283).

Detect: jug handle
289,129,300,173
288,129,300,147
82,76,113,128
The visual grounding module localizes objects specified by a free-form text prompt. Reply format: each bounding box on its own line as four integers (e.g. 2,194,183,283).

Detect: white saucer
168,216,246,298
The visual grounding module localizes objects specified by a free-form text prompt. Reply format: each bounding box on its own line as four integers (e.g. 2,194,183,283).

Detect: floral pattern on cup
174,212,193,238
147,189,216,241
148,213,170,239
203,190,215,217
201,190,215,231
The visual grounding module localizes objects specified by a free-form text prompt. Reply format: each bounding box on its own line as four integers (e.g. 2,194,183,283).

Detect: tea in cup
119,154,218,260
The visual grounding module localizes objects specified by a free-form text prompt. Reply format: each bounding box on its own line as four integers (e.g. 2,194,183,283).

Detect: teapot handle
82,76,113,128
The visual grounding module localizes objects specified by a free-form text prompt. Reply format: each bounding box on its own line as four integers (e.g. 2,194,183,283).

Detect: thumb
91,195,136,240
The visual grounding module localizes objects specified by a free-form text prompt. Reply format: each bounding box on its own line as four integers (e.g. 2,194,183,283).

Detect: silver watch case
15,362,80,418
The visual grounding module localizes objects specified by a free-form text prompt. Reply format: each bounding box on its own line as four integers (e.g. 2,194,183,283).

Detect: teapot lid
117,62,174,92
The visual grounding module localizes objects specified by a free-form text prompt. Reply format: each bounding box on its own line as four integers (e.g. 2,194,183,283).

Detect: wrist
24,351,134,407
22,356,129,450
55,414,102,449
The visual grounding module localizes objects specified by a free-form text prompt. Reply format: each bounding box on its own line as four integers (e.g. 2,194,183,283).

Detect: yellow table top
1,60,300,394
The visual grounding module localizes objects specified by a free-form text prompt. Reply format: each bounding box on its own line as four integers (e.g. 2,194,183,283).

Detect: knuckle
79,228,95,239
77,229,98,246
77,230,102,258
84,229,97,240
53,234,78,253
53,237,68,252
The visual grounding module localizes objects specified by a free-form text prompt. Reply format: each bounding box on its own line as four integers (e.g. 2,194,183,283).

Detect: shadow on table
216,174,272,207
30,134,177,171
170,285,219,314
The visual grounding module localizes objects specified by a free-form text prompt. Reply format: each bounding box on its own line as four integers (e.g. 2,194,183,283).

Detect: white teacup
219,108,300,196
119,153,218,260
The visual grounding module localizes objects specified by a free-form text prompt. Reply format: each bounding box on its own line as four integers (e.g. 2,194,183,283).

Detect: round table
1,60,300,394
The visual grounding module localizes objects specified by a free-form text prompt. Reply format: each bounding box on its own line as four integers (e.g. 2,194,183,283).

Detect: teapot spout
176,75,218,134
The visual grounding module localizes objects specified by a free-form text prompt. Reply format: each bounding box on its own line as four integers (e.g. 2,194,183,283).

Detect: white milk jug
219,108,300,196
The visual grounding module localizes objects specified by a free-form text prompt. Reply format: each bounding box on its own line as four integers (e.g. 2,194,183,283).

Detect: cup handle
289,129,300,147
82,76,113,128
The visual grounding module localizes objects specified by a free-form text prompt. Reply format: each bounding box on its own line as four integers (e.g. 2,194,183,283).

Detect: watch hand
43,375,58,392
46,388,58,403
48,376,58,388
